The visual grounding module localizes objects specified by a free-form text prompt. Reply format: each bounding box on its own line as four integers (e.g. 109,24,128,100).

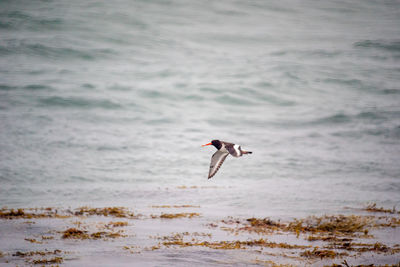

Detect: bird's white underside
208,150,229,178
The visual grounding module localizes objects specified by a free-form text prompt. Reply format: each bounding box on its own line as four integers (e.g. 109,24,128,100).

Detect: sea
1,0,400,220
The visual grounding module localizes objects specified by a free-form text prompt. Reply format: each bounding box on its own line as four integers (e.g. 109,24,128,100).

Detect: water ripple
38,96,122,109
354,40,400,52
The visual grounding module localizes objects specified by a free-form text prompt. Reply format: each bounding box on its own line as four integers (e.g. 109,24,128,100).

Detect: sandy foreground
0,203,399,267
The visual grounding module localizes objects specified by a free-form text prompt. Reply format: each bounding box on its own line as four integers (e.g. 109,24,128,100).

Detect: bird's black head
211,140,222,150
202,139,222,150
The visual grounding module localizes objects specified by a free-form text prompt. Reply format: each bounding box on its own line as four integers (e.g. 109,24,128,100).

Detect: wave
215,94,256,106
270,49,343,58
279,110,394,129
329,126,400,140
241,87,296,106
356,111,386,121
0,84,54,91
311,113,351,125
381,88,400,95
38,96,122,109
24,84,54,90
319,78,399,95
354,40,400,53
67,176,95,183
0,84,17,91
139,90,172,100
0,41,117,60
144,118,174,125
183,94,204,101
199,87,222,94
0,10,63,31
321,78,362,87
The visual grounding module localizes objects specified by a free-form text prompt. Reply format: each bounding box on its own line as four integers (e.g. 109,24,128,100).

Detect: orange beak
202,142,212,147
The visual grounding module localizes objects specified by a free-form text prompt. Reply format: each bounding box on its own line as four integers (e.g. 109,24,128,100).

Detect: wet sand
0,204,399,266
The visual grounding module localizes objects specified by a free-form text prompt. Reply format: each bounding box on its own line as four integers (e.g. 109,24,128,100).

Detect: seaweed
31,256,63,264
61,228,124,240
300,248,345,259
0,208,25,217
150,245,161,250
247,218,282,227
226,215,372,238
325,242,400,254
12,249,64,265
319,238,399,255
162,237,311,250
236,218,284,234
123,245,141,254
364,203,398,214
106,221,128,228
0,208,70,219
13,250,62,257
252,259,296,267
307,235,350,242
62,228,89,239
375,217,400,228
326,261,400,267
153,232,212,242
157,213,200,219
24,238,43,244
74,207,136,218
2,204,400,265
286,215,370,235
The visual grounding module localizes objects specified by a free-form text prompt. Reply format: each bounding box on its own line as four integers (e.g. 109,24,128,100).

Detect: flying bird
202,140,252,179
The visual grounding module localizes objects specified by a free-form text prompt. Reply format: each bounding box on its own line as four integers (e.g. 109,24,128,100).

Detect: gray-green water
1,0,400,219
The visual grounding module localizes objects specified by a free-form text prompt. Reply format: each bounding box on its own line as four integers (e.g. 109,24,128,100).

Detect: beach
1,203,400,266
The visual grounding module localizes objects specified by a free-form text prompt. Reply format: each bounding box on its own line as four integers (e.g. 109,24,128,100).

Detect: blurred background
0,0,399,219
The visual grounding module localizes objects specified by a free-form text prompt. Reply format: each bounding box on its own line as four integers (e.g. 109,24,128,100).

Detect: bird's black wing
225,143,241,157
208,150,229,179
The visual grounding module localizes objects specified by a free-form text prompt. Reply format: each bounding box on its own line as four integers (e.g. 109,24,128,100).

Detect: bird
202,140,252,179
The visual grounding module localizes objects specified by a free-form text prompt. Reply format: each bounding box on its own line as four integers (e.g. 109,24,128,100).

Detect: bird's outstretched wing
208,150,229,179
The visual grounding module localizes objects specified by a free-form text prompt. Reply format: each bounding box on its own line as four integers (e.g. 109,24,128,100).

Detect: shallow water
1,0,400,222
0,206,399,266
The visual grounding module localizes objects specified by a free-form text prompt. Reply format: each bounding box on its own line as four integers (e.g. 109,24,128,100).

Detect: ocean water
1,0,400,220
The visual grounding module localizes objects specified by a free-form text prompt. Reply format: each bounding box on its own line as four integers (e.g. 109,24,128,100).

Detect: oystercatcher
202,140,252,179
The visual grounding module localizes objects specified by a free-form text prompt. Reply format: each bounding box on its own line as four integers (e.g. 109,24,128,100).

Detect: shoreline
0,204,399,266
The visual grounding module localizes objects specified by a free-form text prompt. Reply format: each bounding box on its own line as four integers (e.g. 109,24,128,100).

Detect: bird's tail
242,151,252,155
